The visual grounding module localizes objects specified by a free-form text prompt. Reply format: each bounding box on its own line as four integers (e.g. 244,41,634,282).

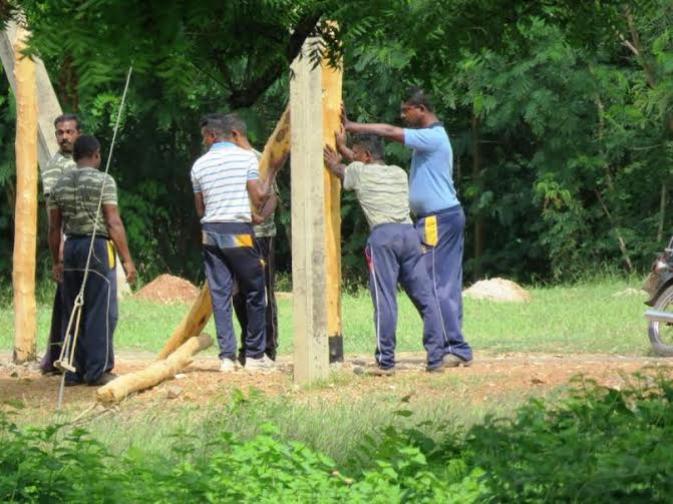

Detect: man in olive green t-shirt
48,135,136,386
40,114,80,373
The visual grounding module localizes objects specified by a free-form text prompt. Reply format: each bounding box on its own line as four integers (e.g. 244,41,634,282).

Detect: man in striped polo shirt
323,134,445,374
191,113,276,372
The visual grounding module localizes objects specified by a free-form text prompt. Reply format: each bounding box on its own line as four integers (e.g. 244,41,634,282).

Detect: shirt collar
210,141,236,150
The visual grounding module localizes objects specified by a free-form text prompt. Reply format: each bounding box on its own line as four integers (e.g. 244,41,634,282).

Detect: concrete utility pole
290,36,344,383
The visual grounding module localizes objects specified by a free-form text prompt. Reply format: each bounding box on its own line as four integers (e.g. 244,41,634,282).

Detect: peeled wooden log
157,283,212,359
11,23,38,364
320,33,343,351
97,334,212,404
156,107,292,360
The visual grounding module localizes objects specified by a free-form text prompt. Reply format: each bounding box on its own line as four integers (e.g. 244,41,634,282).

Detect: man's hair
73,135,100,161
200,112,247,138
352,134,384,160
403,86,434,112
54,113,81,130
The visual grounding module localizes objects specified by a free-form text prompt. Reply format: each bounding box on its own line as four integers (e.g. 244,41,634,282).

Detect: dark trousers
40,282,65,372
415,206,473,361
62,236,117,384
233,236,278,364
365,223,445,369
202,222,266,360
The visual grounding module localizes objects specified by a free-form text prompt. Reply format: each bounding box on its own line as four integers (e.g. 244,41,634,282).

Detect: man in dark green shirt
48,135,136,386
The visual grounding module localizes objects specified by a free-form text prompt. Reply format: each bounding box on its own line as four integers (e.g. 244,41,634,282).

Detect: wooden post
321,46,344,362
11,24,38,363
290,39,330,384
156,108,291,359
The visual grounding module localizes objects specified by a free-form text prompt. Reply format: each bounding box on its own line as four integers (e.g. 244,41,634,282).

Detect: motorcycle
644,235,673,356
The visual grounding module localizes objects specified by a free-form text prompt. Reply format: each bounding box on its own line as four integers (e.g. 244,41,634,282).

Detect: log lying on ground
156,106,292,360
97,334,212,404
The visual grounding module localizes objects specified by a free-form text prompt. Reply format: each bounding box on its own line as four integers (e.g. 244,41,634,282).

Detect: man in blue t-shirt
343,87,473,367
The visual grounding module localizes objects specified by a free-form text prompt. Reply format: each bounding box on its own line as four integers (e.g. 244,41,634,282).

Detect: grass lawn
0,275,662,483
0,276,651,356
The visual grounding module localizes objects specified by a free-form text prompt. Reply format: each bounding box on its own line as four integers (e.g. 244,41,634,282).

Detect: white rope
55,67,133,411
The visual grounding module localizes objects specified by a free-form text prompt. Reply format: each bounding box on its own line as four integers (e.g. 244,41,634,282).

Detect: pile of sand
134,274,200,304
463,277,531,303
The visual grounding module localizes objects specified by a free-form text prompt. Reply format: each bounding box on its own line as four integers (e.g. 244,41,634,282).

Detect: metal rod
645,309,673,324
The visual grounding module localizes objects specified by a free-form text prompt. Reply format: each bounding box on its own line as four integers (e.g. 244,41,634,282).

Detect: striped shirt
47,166,117,238
343,161,412,229
191,142,259,223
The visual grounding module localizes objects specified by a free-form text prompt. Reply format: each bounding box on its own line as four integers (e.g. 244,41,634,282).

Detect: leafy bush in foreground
2,373,673,502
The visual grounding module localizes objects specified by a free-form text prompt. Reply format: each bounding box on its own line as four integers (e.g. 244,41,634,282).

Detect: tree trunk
12,23,38,364
471,114,484,278
658,182,667,243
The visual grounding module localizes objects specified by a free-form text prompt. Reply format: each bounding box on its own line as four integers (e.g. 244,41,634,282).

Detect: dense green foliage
2,374,673,502
2,1,673,283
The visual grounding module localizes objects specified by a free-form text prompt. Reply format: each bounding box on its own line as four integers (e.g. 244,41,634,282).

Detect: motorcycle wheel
648,283,673,356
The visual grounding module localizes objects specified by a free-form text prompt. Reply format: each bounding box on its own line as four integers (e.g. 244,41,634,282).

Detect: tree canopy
1,0,672,284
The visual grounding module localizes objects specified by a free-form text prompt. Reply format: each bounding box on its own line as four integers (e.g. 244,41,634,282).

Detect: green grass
0,276,650,356
27,369,539,467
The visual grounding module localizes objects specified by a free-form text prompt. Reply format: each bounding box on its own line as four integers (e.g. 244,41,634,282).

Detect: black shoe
88,372,118,386
65,379,83,387
426,364,444,373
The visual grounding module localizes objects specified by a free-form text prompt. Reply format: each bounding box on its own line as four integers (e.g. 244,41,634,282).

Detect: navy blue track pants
365,223,445,369
202,222,266,360
414,205,473,362
62,236,117,384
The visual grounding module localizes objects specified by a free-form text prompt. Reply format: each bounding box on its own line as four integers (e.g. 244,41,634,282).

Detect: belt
414,204,461,220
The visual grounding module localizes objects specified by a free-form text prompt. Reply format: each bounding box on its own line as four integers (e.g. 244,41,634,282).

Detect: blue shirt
404,124,460,216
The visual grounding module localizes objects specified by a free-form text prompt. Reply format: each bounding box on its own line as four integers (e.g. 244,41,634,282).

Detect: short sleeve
46,188,60,211
102,175,118,205
247,153,260,181
190,166,201,193
343,162,364,191
403,127,443,152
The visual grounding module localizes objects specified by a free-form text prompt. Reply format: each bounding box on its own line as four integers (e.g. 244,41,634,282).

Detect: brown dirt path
2,351,672,422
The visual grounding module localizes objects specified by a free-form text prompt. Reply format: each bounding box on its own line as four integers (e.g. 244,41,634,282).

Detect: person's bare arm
323,145,346,181
48,208,63,282
253,193,278,224
246,179,272,209
334,126,355,162
194,192,205,219
342,106,404,143
103,204,137,283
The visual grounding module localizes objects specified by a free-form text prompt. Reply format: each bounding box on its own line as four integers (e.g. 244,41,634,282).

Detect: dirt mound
135,274,200,304
464,277,531,302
